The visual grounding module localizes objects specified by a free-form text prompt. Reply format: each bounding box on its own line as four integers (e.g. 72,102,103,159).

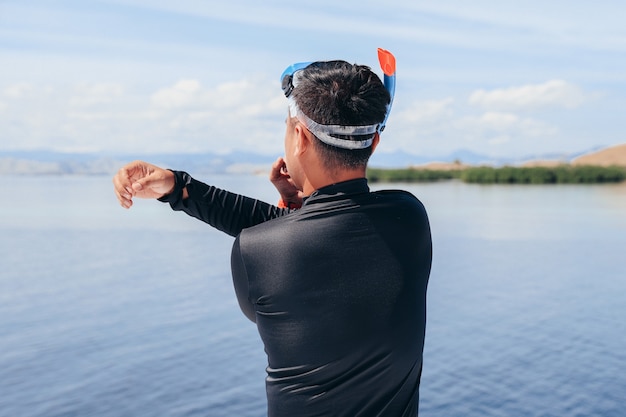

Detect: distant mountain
0,151,276,176
369,148,496,167
0,152,123,175
369,151,433,168
1,145,620,175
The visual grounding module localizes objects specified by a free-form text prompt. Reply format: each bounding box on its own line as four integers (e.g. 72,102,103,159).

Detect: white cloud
386,100,562,155
383,98,458,153
4,83,34,99
149,78,283,116
0,75,288,154
148,77,285,141
474,112,520,131
452,111,558,150
1,0,621,160
151,79,203,109
395,98,455,125
458,111,556,134
216,79,262,109
487,135,511,145
144,78,285,152
469,80,585,111
69,83,125,108
100,0,626,54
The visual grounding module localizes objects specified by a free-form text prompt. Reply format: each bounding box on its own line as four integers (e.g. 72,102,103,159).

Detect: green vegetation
367,168,460,182
367,165,626,184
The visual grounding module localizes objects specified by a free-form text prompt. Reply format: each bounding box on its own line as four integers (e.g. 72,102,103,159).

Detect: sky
1,0,625,161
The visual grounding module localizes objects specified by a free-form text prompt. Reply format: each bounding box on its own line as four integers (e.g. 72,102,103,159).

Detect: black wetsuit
160,172,432,417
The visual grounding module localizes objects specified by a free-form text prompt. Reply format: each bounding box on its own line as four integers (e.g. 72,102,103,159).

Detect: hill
571,143,626,167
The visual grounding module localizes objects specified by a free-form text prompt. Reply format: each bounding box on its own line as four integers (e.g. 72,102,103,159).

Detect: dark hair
292,61,390,170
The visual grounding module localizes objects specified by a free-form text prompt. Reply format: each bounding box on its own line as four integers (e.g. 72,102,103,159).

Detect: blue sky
1,0,625,160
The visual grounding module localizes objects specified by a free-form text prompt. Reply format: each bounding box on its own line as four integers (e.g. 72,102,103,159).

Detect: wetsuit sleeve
230,235,256,322
158,170,289,237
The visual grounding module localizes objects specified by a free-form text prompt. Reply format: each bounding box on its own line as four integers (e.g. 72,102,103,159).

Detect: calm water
1,175,625,417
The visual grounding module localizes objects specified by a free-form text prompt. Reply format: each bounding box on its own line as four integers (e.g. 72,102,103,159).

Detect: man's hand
269,157,303,207
112,161,175,209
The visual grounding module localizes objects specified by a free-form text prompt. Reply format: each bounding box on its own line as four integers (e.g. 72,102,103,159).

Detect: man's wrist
158,170,192,203
161,172,177,198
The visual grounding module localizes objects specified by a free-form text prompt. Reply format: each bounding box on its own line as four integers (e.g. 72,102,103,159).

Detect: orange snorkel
377,48,396,132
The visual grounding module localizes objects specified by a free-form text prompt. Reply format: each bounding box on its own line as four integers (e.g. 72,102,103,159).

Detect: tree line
367,165,626,184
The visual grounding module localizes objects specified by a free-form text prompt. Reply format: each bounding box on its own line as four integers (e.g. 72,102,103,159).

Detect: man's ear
370,133,381,154
294,123,311,156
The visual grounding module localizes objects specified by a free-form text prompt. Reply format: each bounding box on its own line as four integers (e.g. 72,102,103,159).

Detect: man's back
112,50,431,417
231,179,432,417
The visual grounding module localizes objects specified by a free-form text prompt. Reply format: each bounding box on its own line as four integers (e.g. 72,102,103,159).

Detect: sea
1,174,625,417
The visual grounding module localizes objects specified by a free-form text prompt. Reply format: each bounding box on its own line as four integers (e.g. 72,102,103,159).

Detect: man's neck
302,168,366,196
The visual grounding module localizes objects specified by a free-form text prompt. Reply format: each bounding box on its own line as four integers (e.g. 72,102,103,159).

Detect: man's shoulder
367,189,429,221
372,188,417,198
371,188,424,206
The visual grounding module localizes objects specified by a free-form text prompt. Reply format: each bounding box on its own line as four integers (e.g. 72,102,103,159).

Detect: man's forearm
159,171,288,237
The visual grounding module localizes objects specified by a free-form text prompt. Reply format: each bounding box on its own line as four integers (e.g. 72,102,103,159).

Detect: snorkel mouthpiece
280,48,397,148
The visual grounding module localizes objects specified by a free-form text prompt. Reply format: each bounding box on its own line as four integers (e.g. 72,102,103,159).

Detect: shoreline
367,164,626,184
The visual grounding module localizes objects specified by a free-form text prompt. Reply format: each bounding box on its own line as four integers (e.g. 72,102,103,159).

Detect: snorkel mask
280,48,396,150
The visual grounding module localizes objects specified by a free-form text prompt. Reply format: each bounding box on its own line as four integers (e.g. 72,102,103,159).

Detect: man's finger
131,172,158,192
270,157,288,182
113,185,133,209
112,162,148,208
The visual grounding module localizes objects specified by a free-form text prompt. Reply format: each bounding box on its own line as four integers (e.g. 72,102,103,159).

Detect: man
112,49,432,416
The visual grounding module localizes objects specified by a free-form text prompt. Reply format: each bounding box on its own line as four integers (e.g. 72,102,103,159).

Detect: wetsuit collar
304,178,370,205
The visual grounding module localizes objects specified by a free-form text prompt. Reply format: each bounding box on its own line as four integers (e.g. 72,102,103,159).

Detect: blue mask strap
280,61,311,97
